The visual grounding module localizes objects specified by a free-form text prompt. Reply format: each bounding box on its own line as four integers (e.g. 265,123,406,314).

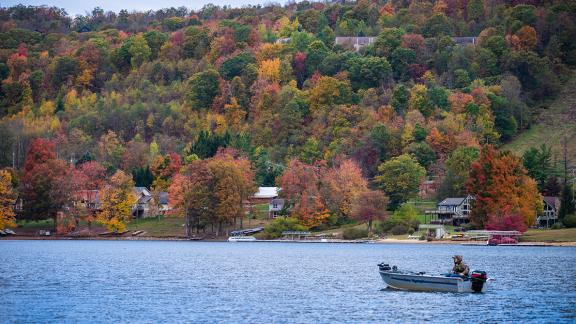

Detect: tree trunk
185,210,190,238
368,220,373,235
53,214,57,234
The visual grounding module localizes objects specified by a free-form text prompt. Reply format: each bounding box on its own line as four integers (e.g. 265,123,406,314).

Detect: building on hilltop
452,37,477,46
334,36,376,51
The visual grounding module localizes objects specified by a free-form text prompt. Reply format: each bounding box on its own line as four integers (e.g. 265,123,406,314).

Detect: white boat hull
379,271,486,293
228,236,257,242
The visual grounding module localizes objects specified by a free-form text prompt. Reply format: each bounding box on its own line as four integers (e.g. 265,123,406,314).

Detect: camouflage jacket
452,262,470,275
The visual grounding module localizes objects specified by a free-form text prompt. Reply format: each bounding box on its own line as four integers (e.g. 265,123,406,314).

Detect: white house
269,198,285,218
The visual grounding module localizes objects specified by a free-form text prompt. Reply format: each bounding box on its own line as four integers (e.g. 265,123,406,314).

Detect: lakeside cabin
425,195,474,226
249,187,287,218
537,196,560,228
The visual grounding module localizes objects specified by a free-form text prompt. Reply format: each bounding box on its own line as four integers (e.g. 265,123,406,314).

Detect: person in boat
451,255,470,277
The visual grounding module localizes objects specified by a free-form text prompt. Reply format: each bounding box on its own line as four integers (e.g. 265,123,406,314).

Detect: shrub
390,224,409,235
563,214,576,228
407,228,415,235
262,217,306,239
551,222,564,230
343,227,368,240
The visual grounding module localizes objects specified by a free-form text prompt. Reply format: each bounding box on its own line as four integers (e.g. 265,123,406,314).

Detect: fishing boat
228,236,257,242
378,263,488,293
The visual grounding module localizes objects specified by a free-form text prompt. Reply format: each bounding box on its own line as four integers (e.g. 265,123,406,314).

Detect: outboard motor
470,270,488,292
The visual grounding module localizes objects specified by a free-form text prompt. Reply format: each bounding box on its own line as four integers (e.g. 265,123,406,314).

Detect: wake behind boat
378,263,488,293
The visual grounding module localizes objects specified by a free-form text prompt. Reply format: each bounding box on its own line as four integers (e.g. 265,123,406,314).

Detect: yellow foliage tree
224,97,246,132
96,170,137,232
0,170,16,230
258,58,281,82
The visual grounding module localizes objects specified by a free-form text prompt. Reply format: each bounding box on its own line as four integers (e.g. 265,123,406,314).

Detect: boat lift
463,230,523,245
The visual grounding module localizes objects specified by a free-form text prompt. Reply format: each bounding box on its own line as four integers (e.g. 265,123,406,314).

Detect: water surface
1,241,574,323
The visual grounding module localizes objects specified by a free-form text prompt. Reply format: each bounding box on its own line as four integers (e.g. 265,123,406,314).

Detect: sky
1,0,289,16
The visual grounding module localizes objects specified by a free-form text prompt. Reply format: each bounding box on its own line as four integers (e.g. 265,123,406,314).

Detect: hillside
504,73,576,166
1,2,576,234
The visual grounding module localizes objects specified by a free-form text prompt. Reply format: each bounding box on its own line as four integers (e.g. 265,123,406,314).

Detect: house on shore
158,191,171,214
269,198,285,218
418,180,436,199
132,187,156,218
425,195,474,226
248,187,287,218
537,196,560,227
75,189,101,212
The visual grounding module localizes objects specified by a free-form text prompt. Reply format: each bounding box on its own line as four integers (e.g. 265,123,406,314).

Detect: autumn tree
375,154,426,208
466,146,542,229
278,159,327,228
20,139,73,232
188,69,220,110
129,34,151,68
0,169,16,230
169,161,215,237
207,149,256,234
97,170,137,233
351,190,389,233
320,159,368,221
437,146,480,198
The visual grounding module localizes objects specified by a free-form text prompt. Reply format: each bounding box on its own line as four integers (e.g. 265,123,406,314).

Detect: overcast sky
2,1,288,16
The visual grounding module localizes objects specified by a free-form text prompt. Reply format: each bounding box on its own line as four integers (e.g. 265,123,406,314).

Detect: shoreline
2,236,575,246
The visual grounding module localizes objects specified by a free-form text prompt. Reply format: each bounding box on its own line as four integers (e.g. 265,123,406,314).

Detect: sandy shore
2,235,575,246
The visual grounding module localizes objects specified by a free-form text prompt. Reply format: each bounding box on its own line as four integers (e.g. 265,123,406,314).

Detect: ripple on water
0,241,574,323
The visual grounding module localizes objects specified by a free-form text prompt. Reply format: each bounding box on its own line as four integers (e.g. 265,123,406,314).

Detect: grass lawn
16,219,54,230
521,228,576,242
126,215,273,237
251,203,270,220
503,72,576,165
127,216,186,237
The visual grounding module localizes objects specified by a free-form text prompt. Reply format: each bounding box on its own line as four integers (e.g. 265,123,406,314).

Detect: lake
1,240,575,323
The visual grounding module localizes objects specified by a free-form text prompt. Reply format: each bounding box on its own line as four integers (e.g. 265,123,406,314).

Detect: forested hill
0,1,574,183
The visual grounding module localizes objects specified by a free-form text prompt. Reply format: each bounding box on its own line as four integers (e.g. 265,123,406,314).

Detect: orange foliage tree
448,92,474,114
320,159,368,220
0,169,17,230
466,145,543,230
278,158,326,228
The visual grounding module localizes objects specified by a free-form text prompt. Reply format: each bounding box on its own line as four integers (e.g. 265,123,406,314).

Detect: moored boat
378,263,488,293
228,236,257,242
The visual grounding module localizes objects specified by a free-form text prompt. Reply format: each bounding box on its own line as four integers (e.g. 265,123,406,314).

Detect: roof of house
543,196,559,208
271,198,285,204
134,187,151,196
138,195,153,204
438,197,466,206
253,187,279,199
